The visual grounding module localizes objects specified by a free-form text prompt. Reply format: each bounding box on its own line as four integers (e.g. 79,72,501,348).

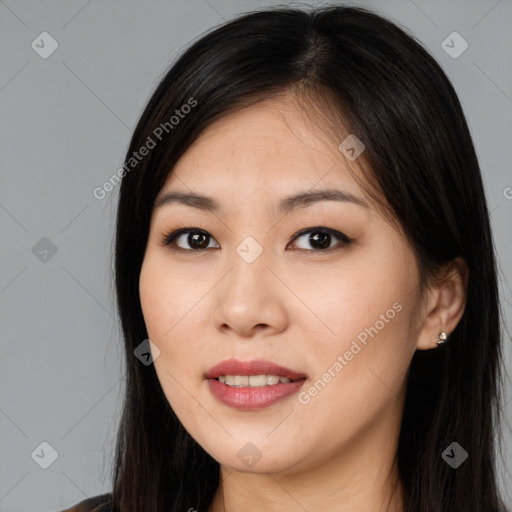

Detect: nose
211,246,288,338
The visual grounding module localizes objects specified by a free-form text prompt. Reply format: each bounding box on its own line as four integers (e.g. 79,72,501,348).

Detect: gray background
0,0,511,510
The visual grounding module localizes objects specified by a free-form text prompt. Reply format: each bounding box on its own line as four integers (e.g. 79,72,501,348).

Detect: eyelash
158,224,352,254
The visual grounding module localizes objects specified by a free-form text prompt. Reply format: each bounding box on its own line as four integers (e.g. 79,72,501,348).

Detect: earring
437,331,447,346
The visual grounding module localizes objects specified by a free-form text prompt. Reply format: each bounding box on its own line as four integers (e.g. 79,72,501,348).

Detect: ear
415,257,469,350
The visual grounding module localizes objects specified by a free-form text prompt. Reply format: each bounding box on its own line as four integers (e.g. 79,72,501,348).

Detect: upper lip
205,359,307,381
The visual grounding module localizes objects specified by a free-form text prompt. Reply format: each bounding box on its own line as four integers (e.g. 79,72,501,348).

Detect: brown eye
161,228,219,251
184,232,211,249
306,231,331,250
160,226,351,253
290,227,351,252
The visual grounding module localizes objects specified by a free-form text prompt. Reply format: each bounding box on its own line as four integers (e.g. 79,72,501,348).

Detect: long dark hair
110,4,508,511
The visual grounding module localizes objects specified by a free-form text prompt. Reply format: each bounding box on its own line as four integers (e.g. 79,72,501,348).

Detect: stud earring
437,331,447,346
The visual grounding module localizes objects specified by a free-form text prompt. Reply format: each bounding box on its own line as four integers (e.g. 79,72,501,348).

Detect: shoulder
57,493,114,512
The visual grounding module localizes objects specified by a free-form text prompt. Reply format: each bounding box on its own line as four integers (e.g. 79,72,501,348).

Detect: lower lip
207,378,307,410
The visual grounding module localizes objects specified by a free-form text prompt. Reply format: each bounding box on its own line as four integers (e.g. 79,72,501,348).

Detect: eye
160,228,219,251
288,226,352,252
159,226,352,253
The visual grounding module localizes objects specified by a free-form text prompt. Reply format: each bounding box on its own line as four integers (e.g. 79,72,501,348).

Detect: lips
204,358,307,381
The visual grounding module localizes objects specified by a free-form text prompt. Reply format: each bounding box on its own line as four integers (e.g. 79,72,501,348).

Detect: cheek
140,251,203,337
139,255,209,422
139,253,205,368
290,239,419,411
291,245,416,351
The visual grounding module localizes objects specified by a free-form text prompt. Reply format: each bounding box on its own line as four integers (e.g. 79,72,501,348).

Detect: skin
139,93,467,512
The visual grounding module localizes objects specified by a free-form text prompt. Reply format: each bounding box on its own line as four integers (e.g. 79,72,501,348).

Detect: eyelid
159,225,352,252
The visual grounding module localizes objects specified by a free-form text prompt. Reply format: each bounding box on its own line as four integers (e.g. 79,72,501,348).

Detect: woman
60,4,509,512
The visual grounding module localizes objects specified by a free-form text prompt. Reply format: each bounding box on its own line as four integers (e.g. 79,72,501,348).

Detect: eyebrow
154,188,368,215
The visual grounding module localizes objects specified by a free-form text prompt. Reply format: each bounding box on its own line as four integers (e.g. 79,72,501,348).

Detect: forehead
156,95,372,213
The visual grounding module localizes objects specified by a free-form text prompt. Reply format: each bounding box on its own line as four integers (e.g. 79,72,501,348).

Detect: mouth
204,358,308,382
211,375,306,387
205,359,308,410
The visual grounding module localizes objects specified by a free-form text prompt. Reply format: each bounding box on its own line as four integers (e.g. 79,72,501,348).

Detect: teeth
218,374,294,387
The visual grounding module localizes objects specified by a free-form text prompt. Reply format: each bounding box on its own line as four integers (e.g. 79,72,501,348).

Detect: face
139,94,424,476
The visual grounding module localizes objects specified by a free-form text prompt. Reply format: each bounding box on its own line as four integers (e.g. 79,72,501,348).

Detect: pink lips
204,358,307,381
205,359,308,410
